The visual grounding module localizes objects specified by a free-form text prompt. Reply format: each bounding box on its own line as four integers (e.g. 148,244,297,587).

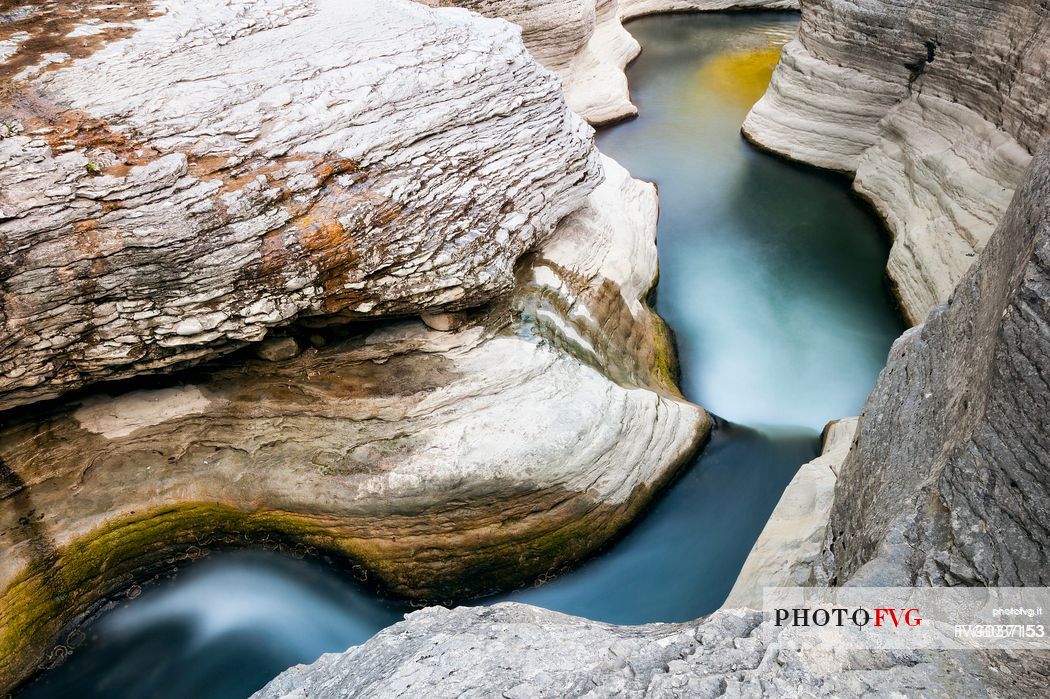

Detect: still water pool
19,12,903,698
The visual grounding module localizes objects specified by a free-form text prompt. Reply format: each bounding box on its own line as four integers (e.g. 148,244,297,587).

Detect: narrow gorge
1,1,1047,697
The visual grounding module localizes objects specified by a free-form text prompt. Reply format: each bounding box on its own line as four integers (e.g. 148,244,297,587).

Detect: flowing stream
19,12,904,699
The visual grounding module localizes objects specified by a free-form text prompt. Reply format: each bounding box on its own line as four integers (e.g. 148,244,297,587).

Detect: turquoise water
18,12,903,699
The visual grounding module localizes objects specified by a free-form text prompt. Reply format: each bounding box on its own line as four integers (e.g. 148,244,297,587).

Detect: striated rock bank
426,1,642,125
744,0,1049,323
0,0,713,691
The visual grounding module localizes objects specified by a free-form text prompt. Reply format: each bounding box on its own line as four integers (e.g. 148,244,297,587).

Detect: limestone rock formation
744,0,1049,323
821,140,1050,588
428,1,642,125
252,603,1046,698
722,417,856,608
0,0,600,412
0,156,709,691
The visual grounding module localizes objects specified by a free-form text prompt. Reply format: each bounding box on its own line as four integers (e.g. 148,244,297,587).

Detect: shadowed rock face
0,0,600,412
745,0,1049,322
822,140,1050,588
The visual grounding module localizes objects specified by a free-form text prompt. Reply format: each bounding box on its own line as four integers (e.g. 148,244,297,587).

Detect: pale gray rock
723,417,857,609
429,1,642,125
821,140,1050,588
744,0,1049,323
0,0,600,411
252,603,1048,698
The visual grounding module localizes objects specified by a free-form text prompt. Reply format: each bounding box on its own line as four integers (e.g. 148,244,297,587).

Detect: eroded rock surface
0,0,600,411
253,603,1048,698
744,0,1049,322
427,1,641,125
821,140,1050,587
0,156,709,692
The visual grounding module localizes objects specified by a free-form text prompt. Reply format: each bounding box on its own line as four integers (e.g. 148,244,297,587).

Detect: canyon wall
744,0,1049,323
822,139,1050,588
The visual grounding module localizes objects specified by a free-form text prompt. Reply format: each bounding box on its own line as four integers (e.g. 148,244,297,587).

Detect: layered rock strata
0,155,710,692
428,1,642,125
0,0,600,412
744,0,1049,323
253,133,1050,699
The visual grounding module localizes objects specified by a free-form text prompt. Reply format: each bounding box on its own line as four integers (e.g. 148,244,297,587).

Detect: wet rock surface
0,0,599,411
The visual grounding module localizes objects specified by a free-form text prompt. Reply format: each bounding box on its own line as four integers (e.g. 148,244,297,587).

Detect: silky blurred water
18,12,903,699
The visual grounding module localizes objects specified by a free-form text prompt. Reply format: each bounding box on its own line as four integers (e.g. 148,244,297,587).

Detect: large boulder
744,0,1049,322
0,0,599,412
